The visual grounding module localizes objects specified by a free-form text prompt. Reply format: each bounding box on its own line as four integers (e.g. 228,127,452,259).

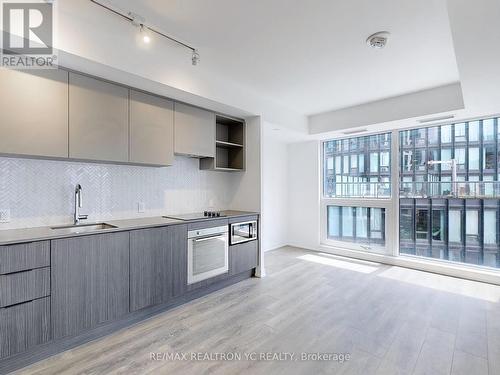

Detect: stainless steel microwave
230,220,258,245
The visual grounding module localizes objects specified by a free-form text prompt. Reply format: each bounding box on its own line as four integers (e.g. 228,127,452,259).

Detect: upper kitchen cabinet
130,90,174,166
0,69,69,158
69,73,129,163
174,102,216,158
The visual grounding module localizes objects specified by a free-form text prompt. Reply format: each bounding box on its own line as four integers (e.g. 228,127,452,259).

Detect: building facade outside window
399,118,500,268
323,133,391,198
322,117,500,270
322,133,393,255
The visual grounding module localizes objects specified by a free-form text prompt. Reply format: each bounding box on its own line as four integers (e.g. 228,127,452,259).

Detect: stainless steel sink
51,223,117,234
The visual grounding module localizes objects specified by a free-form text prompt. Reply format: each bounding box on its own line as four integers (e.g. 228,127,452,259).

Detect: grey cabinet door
130,90,174,166
130,224,187,312
0,69,68,158
174,103,215,157
69,73,129,162
129,227,161,311
51,232,129,339
229,240,258,276
0,297,50,359
169,224,188,298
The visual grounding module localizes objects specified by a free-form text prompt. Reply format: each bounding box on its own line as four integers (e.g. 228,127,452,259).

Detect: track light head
140,24,151,44
128,11,145,27
192,50,200,66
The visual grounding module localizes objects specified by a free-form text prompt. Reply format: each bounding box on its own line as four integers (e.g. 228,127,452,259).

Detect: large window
322,133,392,255
327,206,386,246
322,117,500,271
399,118,500,269
323,133,391,198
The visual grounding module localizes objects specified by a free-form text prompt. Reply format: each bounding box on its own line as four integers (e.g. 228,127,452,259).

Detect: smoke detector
366,31,390,49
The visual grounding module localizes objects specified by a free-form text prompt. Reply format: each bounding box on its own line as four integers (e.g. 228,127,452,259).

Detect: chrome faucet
74,184,88,225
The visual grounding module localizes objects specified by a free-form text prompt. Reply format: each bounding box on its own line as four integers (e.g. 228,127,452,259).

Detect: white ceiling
112,0,460,116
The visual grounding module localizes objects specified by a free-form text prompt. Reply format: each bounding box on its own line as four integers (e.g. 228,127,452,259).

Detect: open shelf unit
200,115,245,171
216,140,243,148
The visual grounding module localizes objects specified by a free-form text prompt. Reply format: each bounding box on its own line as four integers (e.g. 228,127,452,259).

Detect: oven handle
250,221,258,237
193,234,227,242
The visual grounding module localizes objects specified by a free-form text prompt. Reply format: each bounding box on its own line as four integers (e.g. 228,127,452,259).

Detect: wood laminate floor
15,247,500,375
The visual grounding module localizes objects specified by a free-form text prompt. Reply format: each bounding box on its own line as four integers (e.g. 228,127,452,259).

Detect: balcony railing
325,182,391,198
400,181,500,199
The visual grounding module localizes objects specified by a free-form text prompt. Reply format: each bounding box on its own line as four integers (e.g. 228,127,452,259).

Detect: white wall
447,0,500,117
261,125,289,252
54,1,307,134
287,141,321,251
229,116,262,213
228,116,265,276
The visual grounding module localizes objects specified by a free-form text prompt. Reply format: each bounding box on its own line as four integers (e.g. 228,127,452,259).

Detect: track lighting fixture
192,50,200,66
140,24,151,44
90,0,200,65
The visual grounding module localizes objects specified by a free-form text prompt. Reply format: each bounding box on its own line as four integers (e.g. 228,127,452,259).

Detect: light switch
137,202,146,213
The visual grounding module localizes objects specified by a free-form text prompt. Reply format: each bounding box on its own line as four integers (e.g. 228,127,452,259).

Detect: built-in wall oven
187,225,229,284
230,220,258,245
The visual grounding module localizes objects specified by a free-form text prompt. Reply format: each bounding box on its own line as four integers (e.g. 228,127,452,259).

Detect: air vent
418,115,455,124
343,128,368,135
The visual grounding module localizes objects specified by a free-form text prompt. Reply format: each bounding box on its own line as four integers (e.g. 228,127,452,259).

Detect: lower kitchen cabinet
0,297,51,359
229,240,259,276
0,268,50,308
0,218,258,369
130,224,187,312
51,232,130,339
0,241,50,275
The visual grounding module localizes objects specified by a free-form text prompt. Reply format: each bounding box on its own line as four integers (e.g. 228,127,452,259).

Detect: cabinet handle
194,234,226,242
1,299,33,310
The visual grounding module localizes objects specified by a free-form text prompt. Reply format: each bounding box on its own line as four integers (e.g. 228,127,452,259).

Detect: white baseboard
262,243,288,252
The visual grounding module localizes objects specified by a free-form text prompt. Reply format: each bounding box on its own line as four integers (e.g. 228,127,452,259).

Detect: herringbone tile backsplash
0,156,236,229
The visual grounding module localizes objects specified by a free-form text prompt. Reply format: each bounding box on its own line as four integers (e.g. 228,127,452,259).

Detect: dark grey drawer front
0,241,50,275
188,218,228,231
0,268,50,308
229,240,258,276
0,297,51,359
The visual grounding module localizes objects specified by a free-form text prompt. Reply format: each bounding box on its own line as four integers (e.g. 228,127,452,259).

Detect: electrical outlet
0,209,11,223
137,202,145,213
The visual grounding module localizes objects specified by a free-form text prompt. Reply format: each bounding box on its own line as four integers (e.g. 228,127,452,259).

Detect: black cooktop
165,211,226,221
